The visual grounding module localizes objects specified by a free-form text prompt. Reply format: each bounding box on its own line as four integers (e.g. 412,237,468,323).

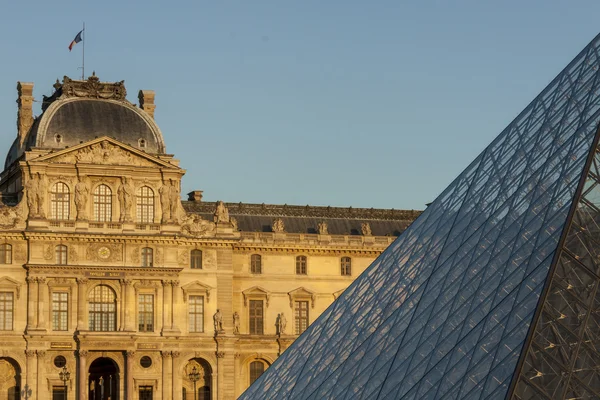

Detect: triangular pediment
242,286,271,307
0,276,21,298
181,280,213,302
31,136,180,169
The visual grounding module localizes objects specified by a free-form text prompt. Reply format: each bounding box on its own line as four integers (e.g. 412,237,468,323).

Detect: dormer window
54,134,62,144
138,138,146,148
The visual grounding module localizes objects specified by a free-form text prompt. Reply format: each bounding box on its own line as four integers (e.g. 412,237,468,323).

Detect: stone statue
233,311,240,334
169,179,180,222
317,221,328,235
277,313,287,335
230,217,238,231
214,200,230,223
117,177,134,222
213,309,224,333
74,177,90,220
25,173,46,218
272,218,285,233
181,214,216,237
159,181,171,223
361,222,372,236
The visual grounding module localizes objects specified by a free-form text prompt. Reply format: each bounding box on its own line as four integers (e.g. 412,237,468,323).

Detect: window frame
136,186,155,223
138,293,154,332
88,285,117,332
341,256,352,276
250,254,262,274
295,255,307,275
294,300,309,335
93,184,113,222
55,245,68,265
249,299,264,335
0,244,12,264
52,291,69,331
249,360,267,386
188,295,204,333
50,182,71,220
190,250,202,269
0,291,14,331
141,247,154,267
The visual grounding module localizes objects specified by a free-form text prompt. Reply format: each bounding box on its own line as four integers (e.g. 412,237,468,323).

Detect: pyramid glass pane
240,34,600,400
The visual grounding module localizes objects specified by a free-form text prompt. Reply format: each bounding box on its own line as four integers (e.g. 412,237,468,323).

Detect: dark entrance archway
0,358,20,400
88,357,119,400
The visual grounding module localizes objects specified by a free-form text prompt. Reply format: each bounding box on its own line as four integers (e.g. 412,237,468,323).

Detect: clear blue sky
1,1,599,210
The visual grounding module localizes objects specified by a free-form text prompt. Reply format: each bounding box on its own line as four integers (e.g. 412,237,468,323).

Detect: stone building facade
0,75,420,400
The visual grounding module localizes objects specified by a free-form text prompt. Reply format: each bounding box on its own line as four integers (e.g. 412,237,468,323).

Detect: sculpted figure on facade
25,172,46,218
181,214,216,237
272,217,285,233
361,222,372,236
213,309,224,333
277,313,287,335
74,177,90,220
159,181,171,223
214,200,230,223
317,221,328,235
233,311,240,334
169,179,180,223
117,177,134,222
230,217,238,231
0,203,24,228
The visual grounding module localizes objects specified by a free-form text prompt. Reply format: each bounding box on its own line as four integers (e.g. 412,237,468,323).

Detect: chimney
188,190,203,202
17,82,34,147
138,90,156,119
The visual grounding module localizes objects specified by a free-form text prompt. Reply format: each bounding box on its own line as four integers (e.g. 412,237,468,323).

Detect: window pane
295,301,309,335
52,292,68,331
142,248,154,267
189,296,204,333
138,294,154,332
341,257,352,276
55,245,67,265
191,250,202,269
250,361,266,385
296,256,307,275
249,300,264,335
93,184,112,222
51,182,70,220
137,186,155,223
0,244,11,264
0,292,13,330
88,285,116,331
251,254,262,274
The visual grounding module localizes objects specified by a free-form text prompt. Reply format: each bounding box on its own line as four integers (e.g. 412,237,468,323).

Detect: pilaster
25,350,36,397
37,277,47,331
161,351,172,400
126,350,135,399
76,278,88,331
78,350,88,400
36,350,46,400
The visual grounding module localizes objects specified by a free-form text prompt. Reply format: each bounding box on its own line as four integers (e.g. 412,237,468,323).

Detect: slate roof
182,201,422,236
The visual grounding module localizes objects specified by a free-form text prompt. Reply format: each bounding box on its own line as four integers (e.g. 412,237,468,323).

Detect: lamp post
188,366,200,400
58,366,70,400
20,384,32,400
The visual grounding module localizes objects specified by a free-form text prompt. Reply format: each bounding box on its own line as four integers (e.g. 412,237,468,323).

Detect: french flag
69,30,83,51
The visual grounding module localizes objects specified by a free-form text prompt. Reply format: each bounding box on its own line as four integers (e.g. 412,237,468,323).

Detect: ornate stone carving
230,217,238,231
43,245,53,261
25,350,36,358
169,180,180,222
68,247,78,263
159,182,170,223
118,177,134,222
214,201,230,223
61,74,127,100
272,218,285,233
52,140,154,167
160,351,172,359
181,214,216,238
78,350,89,357
317,221,328,235
126,350,136,357
233,312,240,335
361,222,372,236
13,244,26,263
171,351,181,358
74,177,90,220
36,350,46,358
76,277,89,285
277,313,287,335
0,203,24,229
177,250,189,266
216,352,226,359
25,172,46,218
86,243,123,262
213,309,224,333
130,246,140,264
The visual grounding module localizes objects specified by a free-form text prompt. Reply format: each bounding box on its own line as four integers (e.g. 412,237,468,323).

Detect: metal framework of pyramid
240,34,600,400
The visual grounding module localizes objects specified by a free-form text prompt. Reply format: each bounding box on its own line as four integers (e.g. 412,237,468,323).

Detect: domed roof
5,74,165,168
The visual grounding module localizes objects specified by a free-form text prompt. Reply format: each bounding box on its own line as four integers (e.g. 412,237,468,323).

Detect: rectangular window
295,301,309,335
0,292,13,330
52,292,68,331
139,386,153,400
0,244,12,264
138,294,154,332
56,245,68,265
52,386,66,400
189,296,204,333
142,248,154,267
249,300,264,335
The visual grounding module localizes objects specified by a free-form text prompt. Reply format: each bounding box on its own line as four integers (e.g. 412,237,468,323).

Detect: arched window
341,257,352,276
136,186,155,223
190,250,202,269
0,244,12,264
249,360,267,385
55,245,67,265
296,256,307,275
142,247,154,267
251,254,262,274
93,184,112,222
88,285,117,331
50,182,70,220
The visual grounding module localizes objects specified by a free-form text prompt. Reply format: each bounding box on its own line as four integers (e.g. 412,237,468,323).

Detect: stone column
126,350,135,399
25,350,36,397
172,351,181,400
161,351,172,400
26,277,36,331
162,281,172,334
78,350,88,400
36,350,46,400
119,279,126,330
233,353,241,398
76,278,88,331
37,277,47,330
171,280,181,331
216,351,226,400
124,279,135,331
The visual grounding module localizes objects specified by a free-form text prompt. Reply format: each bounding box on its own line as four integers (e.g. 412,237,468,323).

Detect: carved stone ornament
230,217,238,231
25,172,47,219
86,243,123,262
118,177,135,222
61,74,127,101
180,214,216,238
0,202,25,229
52,140,154,167
216,351,226,359
214,201,230,223
317,221,328,235
361,222,372,236
74,176,90,221
272,218,285,233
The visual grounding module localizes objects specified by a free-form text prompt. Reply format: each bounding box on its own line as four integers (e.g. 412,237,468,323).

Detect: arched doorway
182,358,212,400
0,358,20,400
88,357,119,400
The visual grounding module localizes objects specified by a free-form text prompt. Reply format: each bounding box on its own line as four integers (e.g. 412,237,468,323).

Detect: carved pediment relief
180,214,216,238
288,287,316,309
32,137,179,169
181,281,212,303
242,286,271,307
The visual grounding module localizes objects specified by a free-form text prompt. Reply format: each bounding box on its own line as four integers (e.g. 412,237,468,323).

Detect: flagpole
82,22,85,80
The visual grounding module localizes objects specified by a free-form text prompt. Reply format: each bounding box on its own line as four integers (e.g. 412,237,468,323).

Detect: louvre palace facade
0,74,419,400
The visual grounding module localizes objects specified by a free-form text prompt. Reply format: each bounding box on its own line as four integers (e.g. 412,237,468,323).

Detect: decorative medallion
97,246,111,260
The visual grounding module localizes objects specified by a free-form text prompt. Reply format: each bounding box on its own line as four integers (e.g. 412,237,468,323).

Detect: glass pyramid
239,34,600,400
